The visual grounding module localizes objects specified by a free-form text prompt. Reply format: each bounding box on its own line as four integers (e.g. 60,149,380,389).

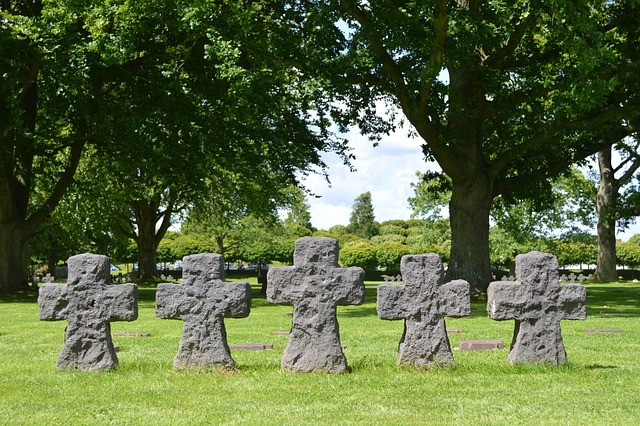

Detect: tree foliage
263,0,640,291
347,191,379,239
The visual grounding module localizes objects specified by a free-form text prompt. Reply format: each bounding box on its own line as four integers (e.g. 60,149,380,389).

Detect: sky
299,128,438,230
300,128,640,241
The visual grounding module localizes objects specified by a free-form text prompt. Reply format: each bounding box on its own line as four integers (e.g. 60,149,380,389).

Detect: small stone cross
267,237,365,373
155,253,251,369
567,272,577,283
487,251,586,364
377,254,470,367
43,273,55,283
38,253,138,371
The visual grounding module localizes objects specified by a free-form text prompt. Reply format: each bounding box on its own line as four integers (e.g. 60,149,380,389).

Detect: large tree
73,1,349,279
0,1,98,291
595,129,640,280
262,0,640,291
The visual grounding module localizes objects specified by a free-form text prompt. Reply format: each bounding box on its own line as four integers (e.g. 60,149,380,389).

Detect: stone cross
567,272,577,283
267,237,365,373
38,253,138,371
487,251,587,364
155,253,251,370
377,254,470,367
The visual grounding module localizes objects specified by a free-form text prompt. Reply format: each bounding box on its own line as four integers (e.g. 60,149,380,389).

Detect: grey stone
459,340,504,351
113,332,151,337
487,251,587,365
267,237,365,373
156,253,251,370
38,253,138,371
230,344,274,350
377,254,471,367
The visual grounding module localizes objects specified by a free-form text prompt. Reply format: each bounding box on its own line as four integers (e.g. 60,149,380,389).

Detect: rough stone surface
487,251,587,365
155,253,251,370
38,253,138,371
267,237,365,373
377,254,471,367
459,340,505,351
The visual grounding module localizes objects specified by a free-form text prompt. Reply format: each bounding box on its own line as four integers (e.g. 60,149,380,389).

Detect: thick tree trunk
135,202,159,280
0,223,30,292
445,175,494,294
595,149,619,281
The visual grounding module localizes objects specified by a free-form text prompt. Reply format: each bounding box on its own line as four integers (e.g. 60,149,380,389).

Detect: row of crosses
38,238,587,372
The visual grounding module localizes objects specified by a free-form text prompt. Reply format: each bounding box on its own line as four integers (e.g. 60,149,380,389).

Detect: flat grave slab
459,340,505,351
113,332,151,337
230,344,274,350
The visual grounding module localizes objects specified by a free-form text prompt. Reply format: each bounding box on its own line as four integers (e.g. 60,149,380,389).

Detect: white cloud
302,129,440,230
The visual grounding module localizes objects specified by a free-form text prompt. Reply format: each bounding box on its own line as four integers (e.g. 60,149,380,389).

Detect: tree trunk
0,223,30,292
445,175,494,294
135,202,159,280
595,149,619,281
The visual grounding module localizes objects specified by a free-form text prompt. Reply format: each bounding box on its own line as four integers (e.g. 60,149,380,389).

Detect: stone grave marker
377,254,471,367
567,272,577,283
43,273,55,283
459,340,504,351
267,237,365,373
156,253,251,370
38,253,138,371
487,251,587,364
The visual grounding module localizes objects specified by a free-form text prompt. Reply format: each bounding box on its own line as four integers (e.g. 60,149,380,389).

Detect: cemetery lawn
1,281,639,425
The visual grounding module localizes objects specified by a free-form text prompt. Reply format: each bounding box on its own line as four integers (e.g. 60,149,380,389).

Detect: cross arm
377,284,406,320
332,267,365,306
38,284,69,321
156,283,187,320
104,284,138,322
220,281,252,318
487,281,528,320
440,279,471,318
555,284,587,320
266,267,298,305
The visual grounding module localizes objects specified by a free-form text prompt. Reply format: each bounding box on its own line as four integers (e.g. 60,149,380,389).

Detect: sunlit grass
1,281,639,425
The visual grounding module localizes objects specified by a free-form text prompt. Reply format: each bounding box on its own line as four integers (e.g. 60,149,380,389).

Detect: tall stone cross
487,251,587,365
377,254,470,367
155,253,251,370
38,253,138,371
267,237,365,373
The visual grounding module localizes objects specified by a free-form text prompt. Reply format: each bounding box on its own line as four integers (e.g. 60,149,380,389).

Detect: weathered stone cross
155,253,251,369
377,254,470,367
487,251,587,364
38,253,138,371
267,237,365,373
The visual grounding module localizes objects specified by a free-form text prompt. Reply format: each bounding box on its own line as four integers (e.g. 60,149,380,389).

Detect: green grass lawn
1,280,639,425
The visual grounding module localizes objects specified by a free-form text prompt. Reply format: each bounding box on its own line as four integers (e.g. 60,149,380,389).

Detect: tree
283,188,315,232
347,191,379,239
594,132,640,280
73,2,352,280
0,1,99,291
267,1,640,292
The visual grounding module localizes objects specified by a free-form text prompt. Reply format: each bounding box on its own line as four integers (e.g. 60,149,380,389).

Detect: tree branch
26,128,86,235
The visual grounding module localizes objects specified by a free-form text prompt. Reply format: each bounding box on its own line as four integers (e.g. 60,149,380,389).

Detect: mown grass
1,280,639,425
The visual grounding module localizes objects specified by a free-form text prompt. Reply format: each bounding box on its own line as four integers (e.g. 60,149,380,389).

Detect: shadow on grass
586,285,640,318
